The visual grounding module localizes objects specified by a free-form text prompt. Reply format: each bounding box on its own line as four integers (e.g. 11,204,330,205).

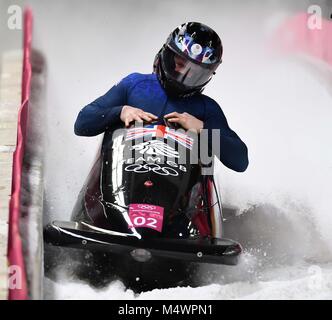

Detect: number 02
133,217,157,229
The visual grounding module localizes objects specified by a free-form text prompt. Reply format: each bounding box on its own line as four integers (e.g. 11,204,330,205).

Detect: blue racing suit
74,73,249,172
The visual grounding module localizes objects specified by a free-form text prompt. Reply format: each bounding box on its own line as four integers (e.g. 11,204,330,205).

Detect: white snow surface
45,259,332,300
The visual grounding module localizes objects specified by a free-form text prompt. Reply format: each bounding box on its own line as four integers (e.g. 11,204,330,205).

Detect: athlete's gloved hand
120,105,158,127
164,112,203,133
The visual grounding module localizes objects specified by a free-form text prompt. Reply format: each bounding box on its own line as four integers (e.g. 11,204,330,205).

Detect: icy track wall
7,9,33,300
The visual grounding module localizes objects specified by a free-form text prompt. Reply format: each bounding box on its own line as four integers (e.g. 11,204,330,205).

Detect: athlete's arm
204,98,249,172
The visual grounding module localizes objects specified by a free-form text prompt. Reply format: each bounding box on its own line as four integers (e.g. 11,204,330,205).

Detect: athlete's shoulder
199,94,223,115
200,93,220,107
118,72,158,87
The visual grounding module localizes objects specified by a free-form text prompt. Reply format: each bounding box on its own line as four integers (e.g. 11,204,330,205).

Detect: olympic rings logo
125,163,179,176
137,204,156,210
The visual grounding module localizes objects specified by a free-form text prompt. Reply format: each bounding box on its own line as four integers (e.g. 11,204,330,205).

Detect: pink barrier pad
7,7,32,300
129,204,164,232
271,13,332,66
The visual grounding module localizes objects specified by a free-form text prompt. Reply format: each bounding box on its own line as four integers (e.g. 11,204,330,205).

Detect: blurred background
1,0,332,299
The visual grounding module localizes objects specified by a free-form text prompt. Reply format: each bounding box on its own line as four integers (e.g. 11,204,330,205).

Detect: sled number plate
128,204,164,232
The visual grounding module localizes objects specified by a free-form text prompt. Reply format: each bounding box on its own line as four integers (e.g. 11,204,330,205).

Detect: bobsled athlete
74,22,249,173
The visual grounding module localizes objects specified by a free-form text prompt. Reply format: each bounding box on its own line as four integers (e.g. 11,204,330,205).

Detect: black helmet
154,22,223,98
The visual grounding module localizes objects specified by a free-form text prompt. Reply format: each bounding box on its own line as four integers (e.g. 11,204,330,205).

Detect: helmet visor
161,46,218,88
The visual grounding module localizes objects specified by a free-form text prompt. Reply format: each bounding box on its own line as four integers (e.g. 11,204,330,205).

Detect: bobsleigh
44,120,242,290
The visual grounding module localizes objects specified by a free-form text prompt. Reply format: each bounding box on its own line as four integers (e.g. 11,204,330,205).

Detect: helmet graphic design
154,22,223,98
